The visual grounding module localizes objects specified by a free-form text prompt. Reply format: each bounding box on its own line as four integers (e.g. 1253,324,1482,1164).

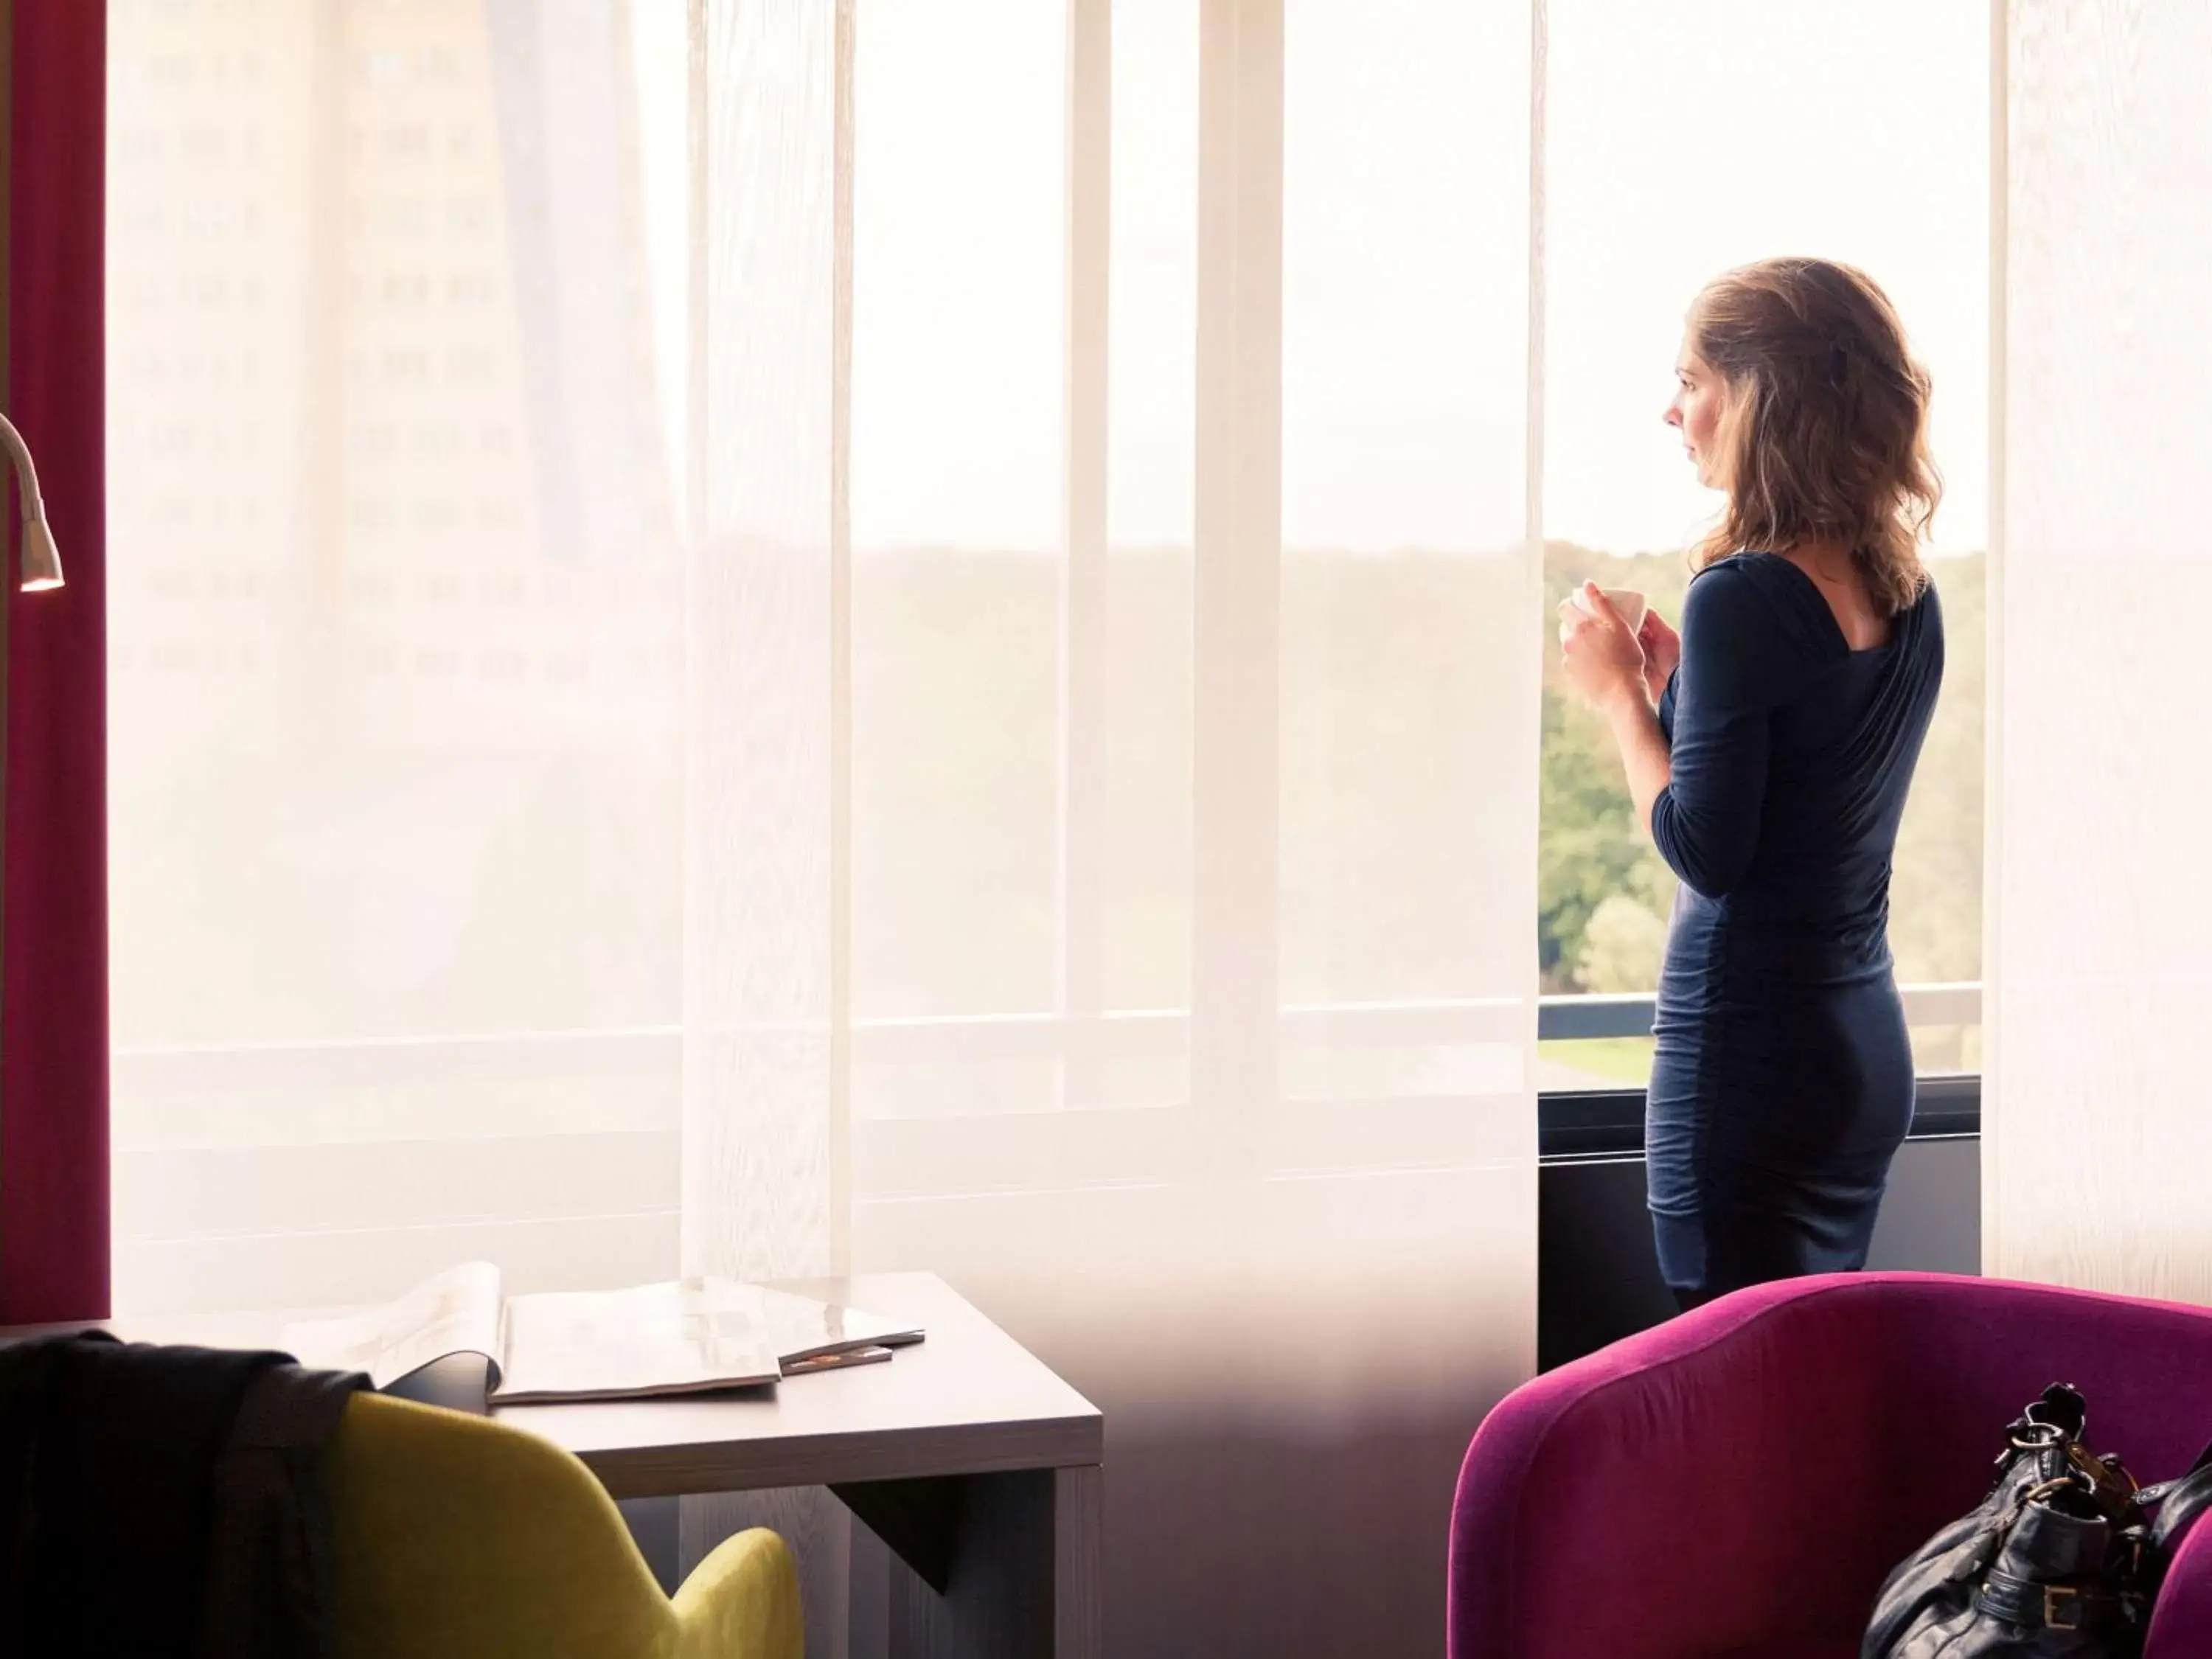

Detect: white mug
1570,585,1648,634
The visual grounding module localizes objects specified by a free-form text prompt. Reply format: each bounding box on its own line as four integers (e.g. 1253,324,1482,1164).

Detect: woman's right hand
1638,608,1681,703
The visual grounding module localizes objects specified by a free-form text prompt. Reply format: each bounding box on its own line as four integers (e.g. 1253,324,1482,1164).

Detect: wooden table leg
846,1463,1102,1658
1051,1464,1102,1659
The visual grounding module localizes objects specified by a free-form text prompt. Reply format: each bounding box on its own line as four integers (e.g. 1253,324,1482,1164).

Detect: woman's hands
1637,606,1681,705
1559,580,1675,838
1558,582,1649,715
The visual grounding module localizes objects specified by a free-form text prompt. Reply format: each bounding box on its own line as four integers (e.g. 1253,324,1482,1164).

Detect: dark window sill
1537,1072,1980,1161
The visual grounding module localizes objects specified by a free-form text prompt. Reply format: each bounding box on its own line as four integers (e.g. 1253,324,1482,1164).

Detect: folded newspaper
281,1262,925,1405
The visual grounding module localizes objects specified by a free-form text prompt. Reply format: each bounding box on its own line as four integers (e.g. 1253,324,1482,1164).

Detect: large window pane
1279,0,1532,1105
1539,0,1989,1089
849,0,1067,1117
1103,0,1197,1026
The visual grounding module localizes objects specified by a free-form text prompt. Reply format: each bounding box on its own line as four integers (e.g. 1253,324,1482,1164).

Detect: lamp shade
19,515,62,592
0,412,62,594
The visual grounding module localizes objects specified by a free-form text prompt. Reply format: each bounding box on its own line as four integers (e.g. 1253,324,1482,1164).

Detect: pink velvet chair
1450,1273,2212,1658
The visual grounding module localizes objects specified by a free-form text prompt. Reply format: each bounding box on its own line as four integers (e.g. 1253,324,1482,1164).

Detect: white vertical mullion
679,0,709,1276
1193,0,1282,1124
1518,2,1549,1102
1979,0,2008,1278
1524,0,1548,568
1061,0,1112,1111
684,0,709,546
828,0,857,1270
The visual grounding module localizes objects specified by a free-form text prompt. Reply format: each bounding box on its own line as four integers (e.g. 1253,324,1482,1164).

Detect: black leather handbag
1863,1385,2212,1658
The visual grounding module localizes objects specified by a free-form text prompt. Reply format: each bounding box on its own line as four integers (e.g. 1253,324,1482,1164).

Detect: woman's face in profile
1665,337,1726,491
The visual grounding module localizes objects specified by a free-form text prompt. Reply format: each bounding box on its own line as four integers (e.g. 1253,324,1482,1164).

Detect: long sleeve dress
1644,551,1944,1301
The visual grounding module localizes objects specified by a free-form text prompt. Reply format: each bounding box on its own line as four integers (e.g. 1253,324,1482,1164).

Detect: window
107,0,1985,1319
844,0,1540,1150
1536,0,1989,1091
849,0,1068,1125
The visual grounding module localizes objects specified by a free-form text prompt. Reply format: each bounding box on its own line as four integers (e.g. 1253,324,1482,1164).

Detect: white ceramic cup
1568,585,1649,634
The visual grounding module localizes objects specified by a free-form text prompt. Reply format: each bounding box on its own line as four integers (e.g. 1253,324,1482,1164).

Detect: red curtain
1,0,106,1322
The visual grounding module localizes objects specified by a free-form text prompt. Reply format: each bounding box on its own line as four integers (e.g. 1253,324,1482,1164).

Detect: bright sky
1545,1,1989,558
644,0,1991,559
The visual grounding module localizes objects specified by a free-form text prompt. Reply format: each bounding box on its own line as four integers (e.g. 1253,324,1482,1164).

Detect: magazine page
492,1278,785,1405
279,1260,506,1392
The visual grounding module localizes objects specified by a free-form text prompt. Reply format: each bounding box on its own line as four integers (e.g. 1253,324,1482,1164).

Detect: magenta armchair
1450,1273,2212,1659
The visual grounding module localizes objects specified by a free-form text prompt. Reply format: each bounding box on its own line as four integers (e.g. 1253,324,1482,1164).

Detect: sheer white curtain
679,0,850,1638
838,2,1538,1651
107,1,1540,1653
1986,0,2212,1298
107,0,695,1312
683,0,846,1304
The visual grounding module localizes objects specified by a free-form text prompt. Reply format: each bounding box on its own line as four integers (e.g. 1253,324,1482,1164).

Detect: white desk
5,1271,1102,1659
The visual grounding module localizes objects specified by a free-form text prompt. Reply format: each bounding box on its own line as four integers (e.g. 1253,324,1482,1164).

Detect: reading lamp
0,412,63,592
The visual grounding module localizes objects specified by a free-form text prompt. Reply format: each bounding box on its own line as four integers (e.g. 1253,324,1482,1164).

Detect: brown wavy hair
1686,257,1939,617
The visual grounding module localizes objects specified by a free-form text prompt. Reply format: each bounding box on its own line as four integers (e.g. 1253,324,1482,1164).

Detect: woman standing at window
1558,257,1945,1311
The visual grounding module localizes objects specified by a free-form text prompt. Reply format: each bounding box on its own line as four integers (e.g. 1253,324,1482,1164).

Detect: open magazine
281,1262,925,1406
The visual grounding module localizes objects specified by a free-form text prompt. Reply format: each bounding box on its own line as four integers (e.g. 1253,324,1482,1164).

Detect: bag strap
2148,1459,2212,1560
2137,1436,2212,1507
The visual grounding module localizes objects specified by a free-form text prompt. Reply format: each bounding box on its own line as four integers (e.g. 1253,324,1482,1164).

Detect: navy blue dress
1645,552,1944,1300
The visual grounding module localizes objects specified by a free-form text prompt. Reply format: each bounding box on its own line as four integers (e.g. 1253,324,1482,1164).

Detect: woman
1558,257,1944,1311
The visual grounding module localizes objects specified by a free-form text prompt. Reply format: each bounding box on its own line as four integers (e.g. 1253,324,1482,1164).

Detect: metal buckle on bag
2045,1585,2083,1630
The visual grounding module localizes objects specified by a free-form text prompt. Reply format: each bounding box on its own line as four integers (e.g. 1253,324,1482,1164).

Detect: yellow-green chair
325,1392,804,1659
